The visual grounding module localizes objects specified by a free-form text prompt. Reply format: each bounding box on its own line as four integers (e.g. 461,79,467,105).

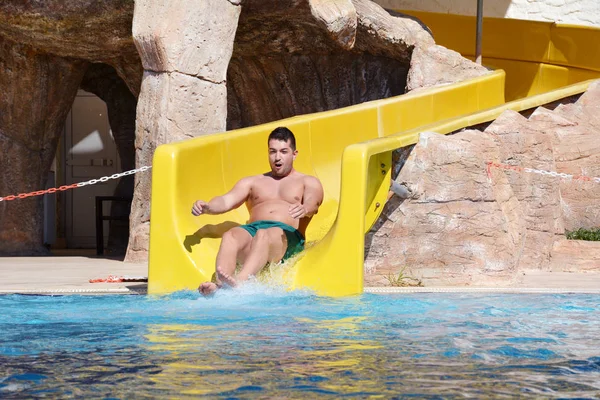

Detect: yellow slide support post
149,15,600,296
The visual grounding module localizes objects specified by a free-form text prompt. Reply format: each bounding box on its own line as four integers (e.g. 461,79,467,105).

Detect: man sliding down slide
192,127,324,295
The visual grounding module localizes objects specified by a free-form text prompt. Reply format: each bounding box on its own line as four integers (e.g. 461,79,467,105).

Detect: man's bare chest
248,177,304,205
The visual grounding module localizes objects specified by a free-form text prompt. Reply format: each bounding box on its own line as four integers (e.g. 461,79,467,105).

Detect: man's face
268,139,297,177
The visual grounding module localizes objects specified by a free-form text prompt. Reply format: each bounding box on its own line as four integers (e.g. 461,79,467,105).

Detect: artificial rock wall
365,81,600,286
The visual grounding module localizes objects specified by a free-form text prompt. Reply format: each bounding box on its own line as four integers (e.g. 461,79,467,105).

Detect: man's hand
289,202,307,219
192,200,209,216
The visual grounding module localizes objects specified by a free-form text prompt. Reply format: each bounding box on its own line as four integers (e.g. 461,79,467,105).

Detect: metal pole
476,0,484,64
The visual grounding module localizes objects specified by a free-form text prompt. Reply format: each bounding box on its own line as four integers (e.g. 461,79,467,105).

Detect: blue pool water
1,286,599,398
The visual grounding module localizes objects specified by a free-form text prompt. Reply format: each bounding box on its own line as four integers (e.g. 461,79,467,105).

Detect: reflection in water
1,291,600,398
144,316,384,396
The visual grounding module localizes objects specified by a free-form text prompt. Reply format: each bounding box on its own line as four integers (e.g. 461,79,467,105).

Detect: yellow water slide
148,12,600,296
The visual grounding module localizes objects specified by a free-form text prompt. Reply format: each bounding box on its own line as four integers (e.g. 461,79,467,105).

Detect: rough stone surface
309,0,358,49
226,53,409,129
365,130,525,286
483,110,564,270
133,0,240,83
366,81,600,286
406,44,492,90
549,240,600,272
0,37,87,255
352,0,433,60
127,0,241,261
0,0,142,95
528,102,600,231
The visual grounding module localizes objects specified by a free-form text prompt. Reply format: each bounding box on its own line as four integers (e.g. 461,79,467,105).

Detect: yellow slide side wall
148,72,505,295
403,11,600,100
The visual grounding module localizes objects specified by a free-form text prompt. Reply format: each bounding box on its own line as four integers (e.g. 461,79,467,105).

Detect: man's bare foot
198,281,220,296
217,266,238,288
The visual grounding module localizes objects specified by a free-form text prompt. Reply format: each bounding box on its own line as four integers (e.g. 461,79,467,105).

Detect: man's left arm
289,176,324,219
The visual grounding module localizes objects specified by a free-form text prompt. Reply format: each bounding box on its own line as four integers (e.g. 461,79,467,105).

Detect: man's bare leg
229,228,287,285
199,228,251,295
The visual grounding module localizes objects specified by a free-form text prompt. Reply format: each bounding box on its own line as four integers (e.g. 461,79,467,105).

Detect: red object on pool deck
89,275,148,283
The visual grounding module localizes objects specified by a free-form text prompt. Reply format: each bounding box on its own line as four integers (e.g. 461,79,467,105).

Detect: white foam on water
189,270,317,313
0,383,29,392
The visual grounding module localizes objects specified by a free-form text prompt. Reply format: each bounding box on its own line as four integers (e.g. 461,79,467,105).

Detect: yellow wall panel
550,24,600,71
404,10,550,62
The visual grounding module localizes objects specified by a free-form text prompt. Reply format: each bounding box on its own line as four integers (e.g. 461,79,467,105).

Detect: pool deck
0,256,148,295
1,256,599,295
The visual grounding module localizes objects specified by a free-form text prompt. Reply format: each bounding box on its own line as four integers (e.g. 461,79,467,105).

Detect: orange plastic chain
0,166,151,202
0,183,80,202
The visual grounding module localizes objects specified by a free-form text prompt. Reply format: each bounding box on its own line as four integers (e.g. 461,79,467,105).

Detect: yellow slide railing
148,13,600,296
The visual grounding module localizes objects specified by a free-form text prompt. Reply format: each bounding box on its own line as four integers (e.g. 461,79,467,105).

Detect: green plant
385,268,423,287
566,228,600,241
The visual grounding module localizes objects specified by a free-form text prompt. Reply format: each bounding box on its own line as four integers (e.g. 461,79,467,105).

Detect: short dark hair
268,127,296,151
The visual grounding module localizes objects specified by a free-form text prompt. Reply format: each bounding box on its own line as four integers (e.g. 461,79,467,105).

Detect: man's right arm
192,177,252,216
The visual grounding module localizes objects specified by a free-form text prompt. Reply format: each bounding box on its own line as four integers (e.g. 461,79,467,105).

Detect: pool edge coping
2,287,600,295
364,287,600,294
0,288,148,295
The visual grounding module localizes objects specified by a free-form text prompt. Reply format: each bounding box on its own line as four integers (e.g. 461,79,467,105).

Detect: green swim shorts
238,220,305,261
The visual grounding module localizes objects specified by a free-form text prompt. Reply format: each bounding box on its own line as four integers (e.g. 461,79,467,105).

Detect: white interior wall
374,0,600,27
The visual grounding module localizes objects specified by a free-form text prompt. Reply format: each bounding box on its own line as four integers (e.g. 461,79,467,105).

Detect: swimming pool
1,286,599,398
